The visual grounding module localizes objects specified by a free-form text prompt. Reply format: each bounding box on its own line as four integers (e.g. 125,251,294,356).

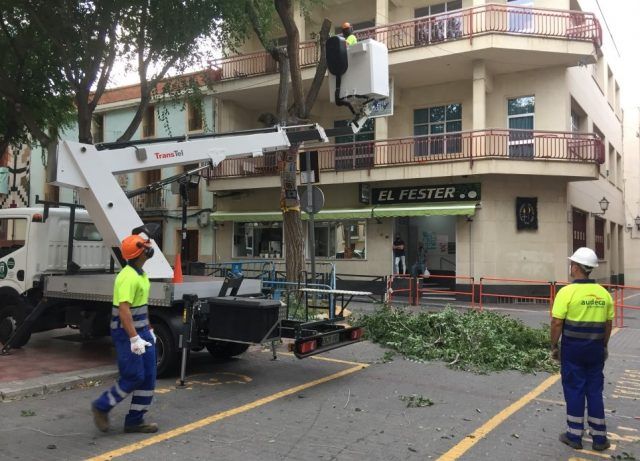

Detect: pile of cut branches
359,306,557,374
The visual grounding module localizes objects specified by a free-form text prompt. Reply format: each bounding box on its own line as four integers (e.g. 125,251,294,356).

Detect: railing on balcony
211,4,601,81
129,188,169,211
206,130,604,179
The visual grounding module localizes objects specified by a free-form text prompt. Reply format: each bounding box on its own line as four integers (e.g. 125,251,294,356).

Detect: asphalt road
0,306,638,461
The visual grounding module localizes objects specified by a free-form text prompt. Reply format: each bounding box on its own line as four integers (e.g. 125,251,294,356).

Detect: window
616,152,622,187
92,114,104,144
142,105,155,138
73,222,102,242
0,217,27,258
413,103,462,156
233,222,283,258
608,144,615,182
507,0,533,32
183,164,200,207
414,1,462,44
594,217,605,259
187,102,203,132
507,96,534,157
572,208,587,252
309,220,366,259
334,118,375,170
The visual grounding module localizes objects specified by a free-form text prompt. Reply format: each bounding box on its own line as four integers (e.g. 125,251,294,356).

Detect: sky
593,0,640,109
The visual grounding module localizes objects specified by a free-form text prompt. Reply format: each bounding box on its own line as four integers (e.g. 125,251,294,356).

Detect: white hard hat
569,247,598,268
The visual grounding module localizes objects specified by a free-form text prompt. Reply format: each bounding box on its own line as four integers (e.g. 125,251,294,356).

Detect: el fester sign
372,183,481,205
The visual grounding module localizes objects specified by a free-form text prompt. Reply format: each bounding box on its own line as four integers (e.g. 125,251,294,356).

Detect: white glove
130,335,152,355
149,329,157,344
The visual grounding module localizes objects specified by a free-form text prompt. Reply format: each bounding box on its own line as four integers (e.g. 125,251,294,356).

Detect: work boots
559,432,583,450
124,422,159,433
91,404,110,432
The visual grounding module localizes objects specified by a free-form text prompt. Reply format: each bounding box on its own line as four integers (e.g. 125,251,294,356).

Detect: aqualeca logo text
154,149,184,160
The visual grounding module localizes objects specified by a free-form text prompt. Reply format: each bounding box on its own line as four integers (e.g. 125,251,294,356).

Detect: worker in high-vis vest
551,247,613,452
91,234,158,434
342,22,357,46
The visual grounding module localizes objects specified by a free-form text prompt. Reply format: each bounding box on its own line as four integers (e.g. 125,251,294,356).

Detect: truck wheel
0,301,32,348
205,341,249,359
152,322,178,378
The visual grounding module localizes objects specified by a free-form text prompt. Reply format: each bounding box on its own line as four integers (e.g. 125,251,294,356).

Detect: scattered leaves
612,453,636,460
399,394,434,408
359,306,558,374
20,409,36,417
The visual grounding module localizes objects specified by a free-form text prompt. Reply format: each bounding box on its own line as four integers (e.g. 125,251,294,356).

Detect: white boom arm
51,128,294,279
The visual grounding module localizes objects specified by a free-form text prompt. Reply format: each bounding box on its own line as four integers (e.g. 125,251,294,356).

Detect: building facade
206,0,625,284
12,0,629,286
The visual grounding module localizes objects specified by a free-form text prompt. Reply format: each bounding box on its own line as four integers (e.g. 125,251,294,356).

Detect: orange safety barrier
480,276,554,312
610,284,640,328
386,274,413,305
416,274,476,309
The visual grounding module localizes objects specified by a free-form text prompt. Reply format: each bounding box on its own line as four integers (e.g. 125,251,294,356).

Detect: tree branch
275,0,304,118
303,18,331,119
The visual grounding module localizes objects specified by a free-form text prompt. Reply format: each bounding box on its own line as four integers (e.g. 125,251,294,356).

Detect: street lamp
591,196,609,217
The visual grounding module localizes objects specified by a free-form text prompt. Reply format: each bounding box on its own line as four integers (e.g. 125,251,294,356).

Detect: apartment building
206,0,625,283
21,82,219,268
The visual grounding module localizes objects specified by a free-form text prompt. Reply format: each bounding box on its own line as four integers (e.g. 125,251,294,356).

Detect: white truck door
0,215,28,294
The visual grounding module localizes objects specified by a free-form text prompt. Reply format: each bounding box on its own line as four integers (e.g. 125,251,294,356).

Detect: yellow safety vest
552,280,613,341
111,265,151,330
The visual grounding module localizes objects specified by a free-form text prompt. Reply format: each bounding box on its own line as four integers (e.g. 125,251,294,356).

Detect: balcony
129,189,169,213
211,4,601,82
206,130,604,183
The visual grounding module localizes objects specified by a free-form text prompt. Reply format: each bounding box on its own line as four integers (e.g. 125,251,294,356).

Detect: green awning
211,211,282,222
211,202,477,222
372,202,477,218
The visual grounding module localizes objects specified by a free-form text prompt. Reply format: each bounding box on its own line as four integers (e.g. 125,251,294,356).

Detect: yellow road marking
575,444,617,459
436,328,621,461
273,350,368,367
86,363,368,461
611,394,639,400
534,397,565,405
613,385,640,392
618,426,638,432
436,374,560,461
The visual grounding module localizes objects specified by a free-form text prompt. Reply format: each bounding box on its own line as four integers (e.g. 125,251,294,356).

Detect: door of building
572,208,587,251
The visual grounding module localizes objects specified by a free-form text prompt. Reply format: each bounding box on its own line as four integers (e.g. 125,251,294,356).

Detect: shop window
92,113,104,144
508,96,534,158
307,220,367,259
0,217,27,258
572,208,587,252
414,1,462,44
142,105,155,138
334,118,375,171
309,220,366,259
594,217,605,259
413,103,462,156
187,101,203,132
233,222,283,258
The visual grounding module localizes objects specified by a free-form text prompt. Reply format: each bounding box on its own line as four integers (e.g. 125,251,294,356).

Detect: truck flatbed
43,273,262,307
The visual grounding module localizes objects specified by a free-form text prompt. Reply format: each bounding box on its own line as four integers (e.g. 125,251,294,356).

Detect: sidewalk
0,329,116,401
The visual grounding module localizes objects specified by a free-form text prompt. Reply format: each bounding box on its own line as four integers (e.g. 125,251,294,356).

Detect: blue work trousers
561,339,608,445
93,328,156,427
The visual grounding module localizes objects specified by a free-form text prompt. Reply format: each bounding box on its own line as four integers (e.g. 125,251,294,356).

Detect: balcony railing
206,130,604,179
129,188,169,211
211,4,601,81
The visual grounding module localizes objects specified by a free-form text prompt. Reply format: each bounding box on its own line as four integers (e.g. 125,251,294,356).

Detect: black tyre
0,298,32,348
205,341,249,359
152,321,178,378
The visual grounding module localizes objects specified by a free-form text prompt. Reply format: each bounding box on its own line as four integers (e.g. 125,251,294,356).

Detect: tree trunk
76,92,93,144
275,0,305,119
118,93,150,142
280,145,304,283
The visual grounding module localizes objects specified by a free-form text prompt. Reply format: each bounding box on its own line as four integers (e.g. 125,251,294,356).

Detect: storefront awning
211,202,477,222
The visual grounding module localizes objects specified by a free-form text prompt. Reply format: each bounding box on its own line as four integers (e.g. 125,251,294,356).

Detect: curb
0,366,118,402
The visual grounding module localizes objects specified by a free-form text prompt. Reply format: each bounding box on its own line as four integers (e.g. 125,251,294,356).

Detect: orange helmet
121,234,153,260
342,22,352,30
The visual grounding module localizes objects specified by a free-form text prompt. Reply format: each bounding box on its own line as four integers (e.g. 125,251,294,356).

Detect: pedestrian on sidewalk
91,234,159,434
392,234,406,274
550,247,613,452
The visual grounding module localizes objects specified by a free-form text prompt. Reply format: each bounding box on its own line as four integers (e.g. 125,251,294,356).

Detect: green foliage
20,409,36,417
399,394,434,408
359,306,558,374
